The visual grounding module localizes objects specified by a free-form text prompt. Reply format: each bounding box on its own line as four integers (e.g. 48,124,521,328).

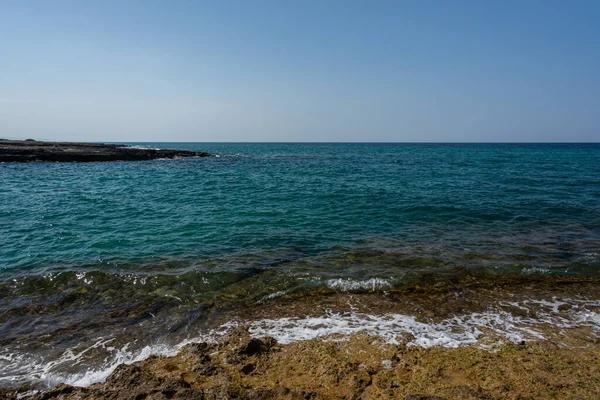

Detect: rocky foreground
0,139,212,162
4,327,598,400
3,280,599,399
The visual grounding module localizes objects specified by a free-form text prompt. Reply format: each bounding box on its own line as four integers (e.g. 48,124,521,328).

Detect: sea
1,143,600,391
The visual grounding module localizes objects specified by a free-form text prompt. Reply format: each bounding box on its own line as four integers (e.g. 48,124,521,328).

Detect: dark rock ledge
0,139,212,162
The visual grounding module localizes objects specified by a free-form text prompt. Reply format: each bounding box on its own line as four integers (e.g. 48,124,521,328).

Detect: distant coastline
0,139,212,162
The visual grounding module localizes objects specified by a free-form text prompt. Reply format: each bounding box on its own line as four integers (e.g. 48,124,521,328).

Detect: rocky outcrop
0,139,212,162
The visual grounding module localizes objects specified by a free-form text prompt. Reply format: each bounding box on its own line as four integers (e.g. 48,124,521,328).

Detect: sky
0,0,599,142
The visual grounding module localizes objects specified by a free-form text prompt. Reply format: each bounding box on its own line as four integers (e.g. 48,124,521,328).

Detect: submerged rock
0,139,212,162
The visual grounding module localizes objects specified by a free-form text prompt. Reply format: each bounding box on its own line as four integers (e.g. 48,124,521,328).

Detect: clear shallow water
1,143,600,389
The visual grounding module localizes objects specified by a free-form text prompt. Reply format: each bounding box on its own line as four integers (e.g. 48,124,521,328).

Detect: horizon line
2,138,599,144
115,141,600,144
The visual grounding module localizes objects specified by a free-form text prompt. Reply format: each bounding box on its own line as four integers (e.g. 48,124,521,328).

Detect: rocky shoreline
0,139,212,162
0,281,600,400
4,326,598,400
3,279,599,399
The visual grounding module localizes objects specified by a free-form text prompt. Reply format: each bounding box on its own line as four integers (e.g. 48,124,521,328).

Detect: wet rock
35,384,76,400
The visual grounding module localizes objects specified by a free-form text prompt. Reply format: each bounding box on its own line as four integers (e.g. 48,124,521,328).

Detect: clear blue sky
1,0,599,142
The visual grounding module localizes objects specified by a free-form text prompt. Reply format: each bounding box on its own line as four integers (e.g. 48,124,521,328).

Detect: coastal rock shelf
0,139,212,162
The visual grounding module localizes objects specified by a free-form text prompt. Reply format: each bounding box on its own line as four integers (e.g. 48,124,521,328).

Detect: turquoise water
1,143,600,388
2,143,599,270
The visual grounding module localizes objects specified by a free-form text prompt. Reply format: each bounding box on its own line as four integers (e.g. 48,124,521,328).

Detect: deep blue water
1,143,600,388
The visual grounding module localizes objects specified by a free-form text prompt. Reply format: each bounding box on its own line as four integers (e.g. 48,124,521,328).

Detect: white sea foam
247,303,600,347
260,289,291,301
326,278,392,291
248,312,481,346
521,266,551,275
